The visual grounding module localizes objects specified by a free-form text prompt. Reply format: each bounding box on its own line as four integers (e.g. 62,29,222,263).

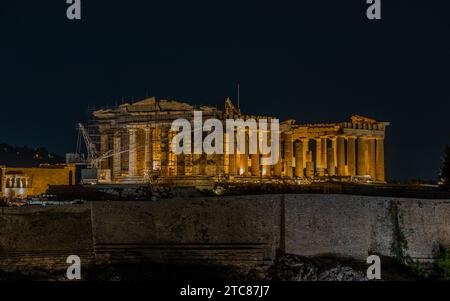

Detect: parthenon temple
93,97,389,184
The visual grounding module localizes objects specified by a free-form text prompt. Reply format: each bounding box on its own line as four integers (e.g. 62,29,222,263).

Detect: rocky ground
266,254,425,281
0,254,428,281
267,254,368,281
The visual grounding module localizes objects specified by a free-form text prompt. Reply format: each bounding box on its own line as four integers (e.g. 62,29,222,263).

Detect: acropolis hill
92,97,389,185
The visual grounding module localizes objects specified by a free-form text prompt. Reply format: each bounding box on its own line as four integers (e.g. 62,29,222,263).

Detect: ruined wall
0,205,93,270
284,195,450,260
90,196,281,268
1,195,449,273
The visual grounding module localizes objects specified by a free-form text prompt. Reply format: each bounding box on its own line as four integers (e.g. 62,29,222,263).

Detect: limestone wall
0,205,94,270
1,195,450,273
90,196,281,267
284,195,450,260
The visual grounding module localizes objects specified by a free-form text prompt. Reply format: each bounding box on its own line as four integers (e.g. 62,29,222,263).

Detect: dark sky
0,0,449,181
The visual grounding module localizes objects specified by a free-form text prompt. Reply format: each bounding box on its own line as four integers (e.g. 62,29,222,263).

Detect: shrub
435,246,450,281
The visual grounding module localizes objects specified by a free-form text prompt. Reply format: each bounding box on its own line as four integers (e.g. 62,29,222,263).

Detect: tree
439,145,450,189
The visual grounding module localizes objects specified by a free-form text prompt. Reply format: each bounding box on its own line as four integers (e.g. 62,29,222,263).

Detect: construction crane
78,123,98,165
77,123,119,169
76,123,129,169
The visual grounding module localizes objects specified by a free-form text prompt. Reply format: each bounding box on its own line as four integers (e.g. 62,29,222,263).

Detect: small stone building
0,164,76,199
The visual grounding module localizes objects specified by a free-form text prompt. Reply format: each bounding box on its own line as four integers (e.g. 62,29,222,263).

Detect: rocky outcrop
267,254,367,281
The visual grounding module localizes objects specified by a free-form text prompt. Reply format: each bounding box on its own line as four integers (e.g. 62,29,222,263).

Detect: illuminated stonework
93,97,389,184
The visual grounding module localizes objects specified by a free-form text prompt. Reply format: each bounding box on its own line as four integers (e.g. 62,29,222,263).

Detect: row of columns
101,128,385,182
107,128,155,178
220,132,384,182
107,127,188,178
285,135,385,182
4,177,31,188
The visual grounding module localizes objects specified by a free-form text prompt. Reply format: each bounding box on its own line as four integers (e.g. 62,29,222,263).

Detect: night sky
0,0,449,181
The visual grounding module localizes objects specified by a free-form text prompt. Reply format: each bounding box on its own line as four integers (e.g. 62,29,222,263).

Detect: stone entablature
92,97,389,183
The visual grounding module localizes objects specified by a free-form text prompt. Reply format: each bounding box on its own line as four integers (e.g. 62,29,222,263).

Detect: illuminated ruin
92,97,389,184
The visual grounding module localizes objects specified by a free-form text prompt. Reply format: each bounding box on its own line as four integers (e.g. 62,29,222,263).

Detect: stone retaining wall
1,195,449,273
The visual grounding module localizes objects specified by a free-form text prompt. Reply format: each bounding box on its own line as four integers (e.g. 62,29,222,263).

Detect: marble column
321,137,328,172
128,129,138,177
250,128,260,176
229,132,237,176
301,139,309,169
315,138,323,176
327,147,335,176
273,136,283,177
368,137,376,180
160,127,169,176
166,129,177,176
251,152,260,176
305,151,314,178
223,132,230,175
294,141,304,178
260,129,270,177
100,132,109,169
144,127,152,174
184,155,193,176
113,131,121,178
347,136,356,176
240,130,249,176
284,132,293,178
337,136,346,176
376,137,385,182
331,137,338,170
184,131,193,176
201,155,207,176
193,154,201,176
357,137,367,176
152,127,162,172
239,155,248,176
